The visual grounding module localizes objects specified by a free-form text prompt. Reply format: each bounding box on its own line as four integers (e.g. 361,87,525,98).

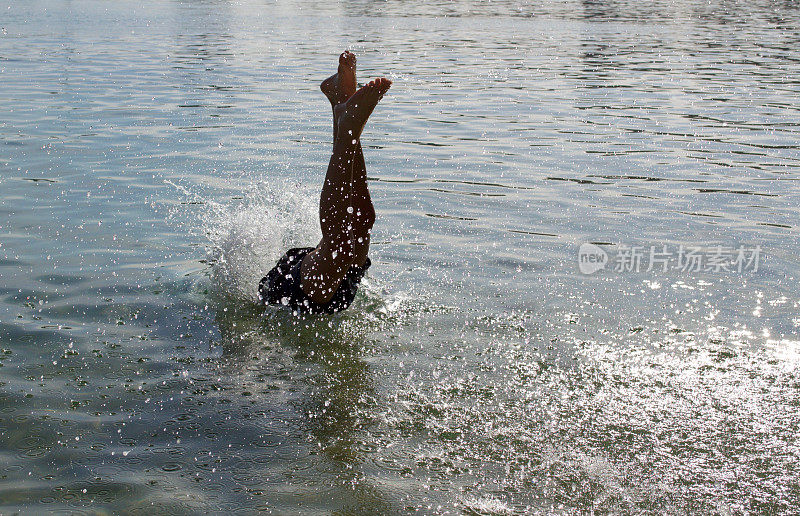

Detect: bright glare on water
1,0,799,513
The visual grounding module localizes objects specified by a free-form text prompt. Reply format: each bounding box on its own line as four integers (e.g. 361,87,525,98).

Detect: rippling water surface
1,0,799,513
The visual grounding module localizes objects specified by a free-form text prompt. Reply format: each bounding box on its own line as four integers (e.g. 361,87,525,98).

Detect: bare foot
335,77,392,141
320,51,357,106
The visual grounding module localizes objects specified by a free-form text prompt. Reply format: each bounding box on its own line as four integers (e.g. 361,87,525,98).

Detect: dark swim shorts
258,247,371,314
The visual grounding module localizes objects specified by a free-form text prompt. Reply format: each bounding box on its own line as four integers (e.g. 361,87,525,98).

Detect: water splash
202,179,321,302
167,175,425,327
164,177,322,302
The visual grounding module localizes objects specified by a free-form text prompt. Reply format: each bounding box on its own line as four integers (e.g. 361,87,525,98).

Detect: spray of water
200,179,321,302
166,175,418,322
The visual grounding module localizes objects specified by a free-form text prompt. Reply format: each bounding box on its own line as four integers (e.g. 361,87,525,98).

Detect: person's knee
356,204,375,231
329,238,357,269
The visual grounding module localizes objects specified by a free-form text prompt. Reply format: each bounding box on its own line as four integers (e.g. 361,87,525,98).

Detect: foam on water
462,496,515,515
204,180,320,302
167,177,320,302
167,176,421,325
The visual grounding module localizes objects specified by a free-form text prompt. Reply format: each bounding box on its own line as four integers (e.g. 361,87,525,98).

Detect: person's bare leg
320,51,375,267
348,148,374,266
301,77,391,305
321,51,357,140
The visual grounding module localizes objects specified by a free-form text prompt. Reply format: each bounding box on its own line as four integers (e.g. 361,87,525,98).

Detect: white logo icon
578,243,608,275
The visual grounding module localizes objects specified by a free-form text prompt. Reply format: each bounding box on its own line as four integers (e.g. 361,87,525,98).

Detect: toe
340,51,356,67
376,78,391,94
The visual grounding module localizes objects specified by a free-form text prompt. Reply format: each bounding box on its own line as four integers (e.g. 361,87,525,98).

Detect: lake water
1,0,799,513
